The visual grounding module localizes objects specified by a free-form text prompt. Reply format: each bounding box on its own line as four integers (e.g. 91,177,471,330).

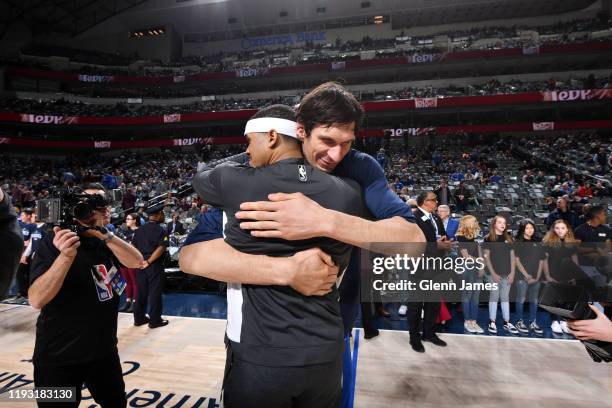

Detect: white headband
244,117,297,139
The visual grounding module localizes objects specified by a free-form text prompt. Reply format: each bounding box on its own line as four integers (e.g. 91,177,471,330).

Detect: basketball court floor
1,303,610,408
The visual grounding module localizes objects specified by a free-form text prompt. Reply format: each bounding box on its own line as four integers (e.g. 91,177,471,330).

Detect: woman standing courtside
456,215,485,334
513,219,545,335
484,216,519,335
542,219,580,335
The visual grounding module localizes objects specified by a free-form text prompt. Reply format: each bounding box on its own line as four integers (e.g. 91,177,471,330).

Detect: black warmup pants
223,345,342,408
133,262,164,324
33,350,126,408
17,262,30,297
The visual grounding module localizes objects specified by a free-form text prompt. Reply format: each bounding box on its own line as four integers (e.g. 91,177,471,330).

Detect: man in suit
166,213,186,235
408,191,451,353
437,205,459,240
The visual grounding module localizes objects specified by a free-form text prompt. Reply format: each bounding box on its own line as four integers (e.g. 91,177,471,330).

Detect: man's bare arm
236,192,425,255
84,229,143,269
179,238,338,296
29,229,80,310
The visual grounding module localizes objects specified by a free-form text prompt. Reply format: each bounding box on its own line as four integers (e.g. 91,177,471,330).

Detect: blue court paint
349,329,360,408
341,336,352,408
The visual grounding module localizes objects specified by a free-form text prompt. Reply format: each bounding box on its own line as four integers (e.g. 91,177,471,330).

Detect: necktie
429,213,439,236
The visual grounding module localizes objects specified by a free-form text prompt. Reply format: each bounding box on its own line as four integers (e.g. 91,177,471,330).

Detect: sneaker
560,320,571,335
551,320,563,334
464,321,477,333
503,322,519,335
11,296,28,305
398,305,407,316
472,322,485,334
515,320,529,334
488,322,497,334
529,321,543,335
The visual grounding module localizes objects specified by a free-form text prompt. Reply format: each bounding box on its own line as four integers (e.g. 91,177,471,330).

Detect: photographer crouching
28,183,143,407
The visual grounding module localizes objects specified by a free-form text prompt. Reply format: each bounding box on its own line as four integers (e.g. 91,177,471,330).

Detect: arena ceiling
0,0,600,39
0,0,149,38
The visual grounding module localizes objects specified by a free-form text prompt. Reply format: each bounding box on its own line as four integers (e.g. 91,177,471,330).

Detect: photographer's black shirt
29,233,120,366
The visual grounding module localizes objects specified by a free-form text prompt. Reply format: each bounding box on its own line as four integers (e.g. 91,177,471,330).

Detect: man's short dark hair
416,192,433,207
81,183,107,195
297,82,364,136
249,104,297,144
586,204,606,221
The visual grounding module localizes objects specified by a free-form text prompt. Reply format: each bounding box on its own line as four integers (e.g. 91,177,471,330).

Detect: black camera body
539,283,611,362
36,189,122,232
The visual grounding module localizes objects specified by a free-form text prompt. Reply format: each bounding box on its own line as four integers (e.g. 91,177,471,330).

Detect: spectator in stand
122,187,137,210
453,180,471,213
186,201,200,219
376,148,387,169
545,197,577,229
576,203,592,228
450,170,465,182
393,176,404,192
593,147,609,173
544,197,556,212
593,180,609,197
489,171,502,184
437,205,459,240
577,181,593,198
167,213,186,235
522,170,534,184
534,170,546,184
434,179,453,207
102,172,118,189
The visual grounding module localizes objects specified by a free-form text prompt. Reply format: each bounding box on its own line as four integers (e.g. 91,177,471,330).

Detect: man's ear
268,129,279,147
296,122,306,141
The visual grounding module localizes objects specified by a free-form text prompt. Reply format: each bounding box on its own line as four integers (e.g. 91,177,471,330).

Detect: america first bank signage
240,31,326,49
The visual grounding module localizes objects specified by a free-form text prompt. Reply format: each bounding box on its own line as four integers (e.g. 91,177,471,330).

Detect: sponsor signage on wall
78,74,114,82
20,114,78,125
542,89,612,102
240,31,326,49
163,114,181,123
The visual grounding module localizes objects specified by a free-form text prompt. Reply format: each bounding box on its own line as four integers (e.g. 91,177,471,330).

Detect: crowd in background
1,73,610,117
3,17,610,78
2,133,610,337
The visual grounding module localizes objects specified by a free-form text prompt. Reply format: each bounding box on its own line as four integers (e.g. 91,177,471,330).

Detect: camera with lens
36,189,123,233
539,282,611,363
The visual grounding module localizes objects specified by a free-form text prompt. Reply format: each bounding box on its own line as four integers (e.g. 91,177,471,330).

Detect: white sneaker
503,322,519,335
551,320,563,334
398,305,407,316
464,321,477,333
472,322,485,334
560,320,571,335
488,322,497,334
